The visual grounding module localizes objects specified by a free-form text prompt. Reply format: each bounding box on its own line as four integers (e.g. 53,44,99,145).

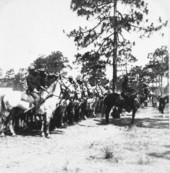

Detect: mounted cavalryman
26,65,41,114
76,77,87,100
121,75,136,112
38,68,47,90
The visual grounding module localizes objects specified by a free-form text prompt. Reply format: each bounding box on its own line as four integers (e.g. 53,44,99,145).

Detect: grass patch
137,154,152,165
103,147,114,159
63,161,69,172
102,146,120,163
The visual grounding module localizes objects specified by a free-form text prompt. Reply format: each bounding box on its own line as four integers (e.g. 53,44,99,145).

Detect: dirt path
0,106,170,173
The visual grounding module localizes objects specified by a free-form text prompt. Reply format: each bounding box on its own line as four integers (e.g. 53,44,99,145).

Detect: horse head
41,78,62,101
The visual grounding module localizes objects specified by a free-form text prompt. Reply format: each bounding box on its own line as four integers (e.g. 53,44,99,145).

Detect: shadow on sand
95,114,169,129
148,151,170,161
12,128,65,137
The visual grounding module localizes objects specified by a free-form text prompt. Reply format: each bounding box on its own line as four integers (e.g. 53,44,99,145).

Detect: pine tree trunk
112,0,118,92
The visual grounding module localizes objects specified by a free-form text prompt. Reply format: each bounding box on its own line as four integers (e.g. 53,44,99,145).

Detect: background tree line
68,0,168,92
0,0,168,95
0,51,70,90
0,45,168,95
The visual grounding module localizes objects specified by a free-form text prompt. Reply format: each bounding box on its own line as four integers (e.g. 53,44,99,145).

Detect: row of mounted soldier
0,65,152,137
26,65,111,116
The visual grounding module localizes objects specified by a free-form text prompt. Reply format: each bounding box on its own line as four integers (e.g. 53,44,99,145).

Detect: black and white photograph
0,0,169,172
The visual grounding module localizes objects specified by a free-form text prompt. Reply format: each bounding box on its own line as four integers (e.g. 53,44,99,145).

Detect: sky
0,0,169,78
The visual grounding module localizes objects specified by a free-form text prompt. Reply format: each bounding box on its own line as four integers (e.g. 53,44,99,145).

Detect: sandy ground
0,104,170,173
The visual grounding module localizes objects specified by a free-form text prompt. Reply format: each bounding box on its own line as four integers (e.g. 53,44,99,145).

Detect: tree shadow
164,145,170,148
15,129,42,137
148,151,170,160
50,129,65,135
14,128,65,137
95,115,169,129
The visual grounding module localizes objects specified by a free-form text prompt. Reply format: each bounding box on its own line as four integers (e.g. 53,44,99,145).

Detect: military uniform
84,82,93,98
26,66,41,114
37,68,47,90
76,78,87,99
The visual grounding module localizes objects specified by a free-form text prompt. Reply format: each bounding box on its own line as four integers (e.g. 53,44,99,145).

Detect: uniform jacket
26,73,41,92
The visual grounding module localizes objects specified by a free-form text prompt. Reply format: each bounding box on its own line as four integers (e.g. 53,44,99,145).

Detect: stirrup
24,105,35,113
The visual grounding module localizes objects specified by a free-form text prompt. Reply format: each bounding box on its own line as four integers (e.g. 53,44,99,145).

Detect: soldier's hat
28,65,35,71
48,72,55,77
68,75,73,79
48,72,59,79
76,76,82,81
39,68,45,72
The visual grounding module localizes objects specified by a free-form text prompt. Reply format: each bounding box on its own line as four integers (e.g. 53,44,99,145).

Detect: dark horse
158,95,169,114
101,92,140,124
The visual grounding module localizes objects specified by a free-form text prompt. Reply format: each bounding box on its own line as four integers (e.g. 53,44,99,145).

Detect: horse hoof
12,134,17,137
0,133,6,137
40,132,45,137
129,123,135,128
45,134,50,138
105,121,109,125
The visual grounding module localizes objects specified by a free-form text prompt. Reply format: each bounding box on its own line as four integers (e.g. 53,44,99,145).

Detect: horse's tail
101,96,106,118
0,95,5,114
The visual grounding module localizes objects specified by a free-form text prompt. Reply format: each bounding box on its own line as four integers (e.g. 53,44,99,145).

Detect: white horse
0,78,62,137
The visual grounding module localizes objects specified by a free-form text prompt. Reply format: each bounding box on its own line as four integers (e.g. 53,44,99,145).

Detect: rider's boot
34,100,41,115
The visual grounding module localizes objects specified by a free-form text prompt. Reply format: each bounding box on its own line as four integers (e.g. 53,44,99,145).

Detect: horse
0,77,62,137
86,90,104,118
86,97,98,117
58,78,78,125
101,92,140,125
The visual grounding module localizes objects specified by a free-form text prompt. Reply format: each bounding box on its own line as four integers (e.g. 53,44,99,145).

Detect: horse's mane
51,81,57,93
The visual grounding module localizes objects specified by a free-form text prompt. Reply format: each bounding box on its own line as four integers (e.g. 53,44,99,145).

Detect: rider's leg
31,93,40,114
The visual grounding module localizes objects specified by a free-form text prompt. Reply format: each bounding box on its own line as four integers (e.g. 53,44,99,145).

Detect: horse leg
40,111,51,138
22,113,28,129
105,106,112,124
81,103,87,120
0,124,6,137
91,102,97,117
45,112,51,137
9,120,17,136
74,104,79,122
131,109,136,125
40,113,46,137
8,110,17,136
0,115,6,137
68,107,74,125
92,105,96,117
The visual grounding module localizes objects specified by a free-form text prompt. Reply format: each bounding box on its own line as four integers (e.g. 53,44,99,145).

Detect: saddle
21,91,35,104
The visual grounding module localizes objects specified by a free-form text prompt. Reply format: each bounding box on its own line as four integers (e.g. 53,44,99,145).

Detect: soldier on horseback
26,65,47,114
83,78,93,98
121,75,136,112
67,76,77,100
76,77,87,100
38,68,47,89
